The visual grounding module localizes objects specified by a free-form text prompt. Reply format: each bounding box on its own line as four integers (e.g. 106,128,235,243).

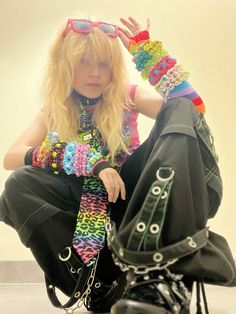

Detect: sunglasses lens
71,20,91,31
98,23,117,36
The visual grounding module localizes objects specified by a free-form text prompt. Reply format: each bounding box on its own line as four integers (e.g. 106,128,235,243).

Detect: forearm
3,146,32,170
129,32,206,113
30,132,111,177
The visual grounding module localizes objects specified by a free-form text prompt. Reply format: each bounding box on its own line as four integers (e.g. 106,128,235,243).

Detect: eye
98,61,109,68
79,57,89,65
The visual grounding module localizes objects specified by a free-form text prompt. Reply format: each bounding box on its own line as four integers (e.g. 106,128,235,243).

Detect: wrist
92,159,112,177
128,30,150,55
24,147,37,165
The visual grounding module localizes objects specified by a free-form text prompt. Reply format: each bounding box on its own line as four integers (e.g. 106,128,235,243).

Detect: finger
118,27,132,38
100,173,115,202
120,17,137,33
128,16,141,29
146,18,150,30
106,173,120,203
118,31,130,49
118,178,126,200
110,174,121,203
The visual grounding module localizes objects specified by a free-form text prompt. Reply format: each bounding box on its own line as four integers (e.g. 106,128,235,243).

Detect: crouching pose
1,16,235,314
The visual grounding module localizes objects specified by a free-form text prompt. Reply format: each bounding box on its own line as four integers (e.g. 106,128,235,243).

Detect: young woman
1,17,234,314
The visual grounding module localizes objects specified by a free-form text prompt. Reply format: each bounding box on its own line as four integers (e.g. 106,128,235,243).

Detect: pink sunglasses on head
63,19,120,38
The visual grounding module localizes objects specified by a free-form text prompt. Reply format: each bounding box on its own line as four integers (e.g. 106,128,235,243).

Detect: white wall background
0,0,235,260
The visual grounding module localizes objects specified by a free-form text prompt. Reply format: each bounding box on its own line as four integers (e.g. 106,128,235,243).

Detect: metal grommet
70,267,76,273
153,252,163,262
156,168,175,182
149,224,159,234
152,186,161,195
105,221,112,232
186,237,197,248
161,191,167,199
119,248,124,257
144,275,150,281
74,291,81,298
58,247,72,261
77,268,81,274
95,282,101,289
110,235,115,242
136,222,146,233
48,285,54,289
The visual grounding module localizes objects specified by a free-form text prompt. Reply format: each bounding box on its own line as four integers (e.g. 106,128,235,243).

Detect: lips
86,83,101,87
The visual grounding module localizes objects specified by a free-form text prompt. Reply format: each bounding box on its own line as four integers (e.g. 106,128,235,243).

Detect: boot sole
111,299,171,314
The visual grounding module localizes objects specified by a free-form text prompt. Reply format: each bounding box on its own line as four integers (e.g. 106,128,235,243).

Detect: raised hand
118,16,150,49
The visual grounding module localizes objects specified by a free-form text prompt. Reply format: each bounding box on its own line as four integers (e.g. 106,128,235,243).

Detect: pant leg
0,165,121,291
109,97,223,277
0,165,84,246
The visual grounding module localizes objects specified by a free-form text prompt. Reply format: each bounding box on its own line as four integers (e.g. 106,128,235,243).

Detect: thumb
118,31,129,49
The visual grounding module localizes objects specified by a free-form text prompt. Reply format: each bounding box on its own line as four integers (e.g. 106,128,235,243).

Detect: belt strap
108,223,209,267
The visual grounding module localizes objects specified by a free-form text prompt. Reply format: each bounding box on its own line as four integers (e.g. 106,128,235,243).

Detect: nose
89,63,100,77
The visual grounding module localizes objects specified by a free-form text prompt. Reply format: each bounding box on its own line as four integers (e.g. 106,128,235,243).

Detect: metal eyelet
95,282,101,288
119,248,124,257
77,268,81,274
161,191,167,199
153,252,163,262
152,186,161,195
74,291,81,298
70,267,76,273
136,222,146,233
58,247,71,261
149,224,159,234
186,237,197,248
156,168,175,182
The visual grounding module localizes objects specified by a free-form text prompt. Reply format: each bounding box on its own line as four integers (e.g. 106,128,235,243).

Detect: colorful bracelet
155,64,190,96
129,31,206,113
130,30,150,43
86,150,104,173
74,143,90,176
49,142,67,175
63,142,77,175
32,132,107,177
33,132,59,168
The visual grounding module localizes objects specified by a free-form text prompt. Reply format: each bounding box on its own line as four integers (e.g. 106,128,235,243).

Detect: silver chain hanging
64,254,99,314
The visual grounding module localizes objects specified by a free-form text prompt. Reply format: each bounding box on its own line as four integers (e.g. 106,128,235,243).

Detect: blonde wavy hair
41,20,131,161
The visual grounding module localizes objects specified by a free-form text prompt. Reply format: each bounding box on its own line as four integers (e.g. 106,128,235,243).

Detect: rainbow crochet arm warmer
30,132,109,176
129,31,206,113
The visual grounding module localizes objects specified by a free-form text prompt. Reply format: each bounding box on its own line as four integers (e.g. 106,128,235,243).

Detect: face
73,56,112,98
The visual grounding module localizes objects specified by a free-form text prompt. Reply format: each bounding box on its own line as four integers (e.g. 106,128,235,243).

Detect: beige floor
0,283,235,314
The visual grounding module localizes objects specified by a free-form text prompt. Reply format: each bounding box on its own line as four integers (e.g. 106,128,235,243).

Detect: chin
77,89,103,99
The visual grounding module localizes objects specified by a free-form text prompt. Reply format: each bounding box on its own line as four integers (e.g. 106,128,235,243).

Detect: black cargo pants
0,97,223,294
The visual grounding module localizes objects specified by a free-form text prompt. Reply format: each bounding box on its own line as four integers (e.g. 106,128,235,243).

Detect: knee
5,166,31,194
158,97,199,125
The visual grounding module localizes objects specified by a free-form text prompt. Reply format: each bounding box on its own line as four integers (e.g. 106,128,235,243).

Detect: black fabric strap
24,147,35,165
45,247,93,309
108,224,209,266
45,247,112,309
92,160,112,177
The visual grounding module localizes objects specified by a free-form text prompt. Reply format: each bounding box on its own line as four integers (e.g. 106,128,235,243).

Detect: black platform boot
111,269,191,314
84,272,127,313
